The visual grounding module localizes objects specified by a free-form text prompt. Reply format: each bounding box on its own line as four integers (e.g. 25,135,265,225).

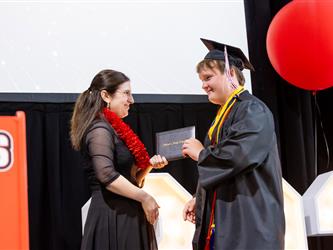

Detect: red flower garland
103,108,151,170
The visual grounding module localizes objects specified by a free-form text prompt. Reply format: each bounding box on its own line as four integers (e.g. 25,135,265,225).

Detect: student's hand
141,194,160,225
183,197,196,224
182,138,204,161
150,155,168,169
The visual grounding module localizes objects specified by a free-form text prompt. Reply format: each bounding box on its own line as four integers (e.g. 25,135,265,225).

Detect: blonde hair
196,59,245,86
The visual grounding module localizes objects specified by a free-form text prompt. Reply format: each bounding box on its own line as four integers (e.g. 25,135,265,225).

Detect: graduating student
182,39,285,250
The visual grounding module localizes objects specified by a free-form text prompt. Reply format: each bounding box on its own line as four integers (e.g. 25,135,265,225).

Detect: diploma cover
156,126,195,161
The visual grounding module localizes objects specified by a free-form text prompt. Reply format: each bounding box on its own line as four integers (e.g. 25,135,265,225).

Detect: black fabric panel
0,103,90,250
316,88,333,173
244,0,315,193
309,87,333,250
244,0,333,249
0,93,209,103
0,101,217,250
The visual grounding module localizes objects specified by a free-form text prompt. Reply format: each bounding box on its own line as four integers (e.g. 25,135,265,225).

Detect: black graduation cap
200,38,255,71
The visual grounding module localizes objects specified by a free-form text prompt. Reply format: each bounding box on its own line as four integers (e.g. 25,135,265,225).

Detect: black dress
80,118,157,250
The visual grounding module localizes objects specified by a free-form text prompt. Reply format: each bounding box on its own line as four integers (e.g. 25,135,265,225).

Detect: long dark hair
70,69,130,150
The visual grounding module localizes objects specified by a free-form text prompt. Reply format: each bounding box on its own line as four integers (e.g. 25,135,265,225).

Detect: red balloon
267,1,333,90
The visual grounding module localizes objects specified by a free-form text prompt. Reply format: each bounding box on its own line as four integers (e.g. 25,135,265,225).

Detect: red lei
103,108,150,170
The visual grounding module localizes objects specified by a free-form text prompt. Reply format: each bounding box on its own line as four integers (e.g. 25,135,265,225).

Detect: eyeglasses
115,90,133,99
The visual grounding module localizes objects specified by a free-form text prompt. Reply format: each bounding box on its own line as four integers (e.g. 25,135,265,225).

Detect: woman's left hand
150,155,168,169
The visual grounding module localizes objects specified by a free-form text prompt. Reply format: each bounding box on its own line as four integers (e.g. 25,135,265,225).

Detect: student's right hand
182,138,204,161
141,194,160,225
183,197,196,224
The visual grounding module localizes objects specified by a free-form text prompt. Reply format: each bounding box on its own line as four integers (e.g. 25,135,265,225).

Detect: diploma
156,126,195,161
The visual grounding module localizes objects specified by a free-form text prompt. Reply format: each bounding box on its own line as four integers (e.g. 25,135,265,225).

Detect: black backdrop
0,0,333,249
245,0,333,249
0,101,218,250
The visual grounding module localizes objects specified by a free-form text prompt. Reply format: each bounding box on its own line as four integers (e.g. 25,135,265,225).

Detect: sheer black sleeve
86,124,120,186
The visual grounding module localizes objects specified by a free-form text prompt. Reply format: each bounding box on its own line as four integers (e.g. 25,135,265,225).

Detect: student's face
110,81,134,118
199,66,229,105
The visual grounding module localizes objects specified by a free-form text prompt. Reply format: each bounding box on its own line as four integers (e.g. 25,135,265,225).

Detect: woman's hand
135,155,168,186
182,138,204,161
141,194,160,225
150,155,168,169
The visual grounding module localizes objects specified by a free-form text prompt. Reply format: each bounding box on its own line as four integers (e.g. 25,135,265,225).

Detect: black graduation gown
193,91,285,250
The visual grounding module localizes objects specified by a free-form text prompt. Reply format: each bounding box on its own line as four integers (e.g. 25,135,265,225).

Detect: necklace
103,108,150,170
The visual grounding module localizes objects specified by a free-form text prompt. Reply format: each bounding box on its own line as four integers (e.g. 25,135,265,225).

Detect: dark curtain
0,101,217,250
0,103,89,250
244,0,333,249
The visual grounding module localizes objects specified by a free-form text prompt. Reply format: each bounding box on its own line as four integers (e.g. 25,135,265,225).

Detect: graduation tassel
224,45,238,90
205,191,217,250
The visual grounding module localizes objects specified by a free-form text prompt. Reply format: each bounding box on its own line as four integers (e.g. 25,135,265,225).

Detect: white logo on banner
0,130,14,172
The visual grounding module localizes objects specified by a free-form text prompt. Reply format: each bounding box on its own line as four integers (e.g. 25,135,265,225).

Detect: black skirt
81,190,158,250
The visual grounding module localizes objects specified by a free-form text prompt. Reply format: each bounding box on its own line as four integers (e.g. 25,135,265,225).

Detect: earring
107,102,111,109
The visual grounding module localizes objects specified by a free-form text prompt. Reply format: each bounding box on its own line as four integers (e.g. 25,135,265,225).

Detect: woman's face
109,81,134,118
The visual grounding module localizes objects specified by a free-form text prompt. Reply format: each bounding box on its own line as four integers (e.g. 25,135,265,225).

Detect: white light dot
1,60,6,66
52,51,58,57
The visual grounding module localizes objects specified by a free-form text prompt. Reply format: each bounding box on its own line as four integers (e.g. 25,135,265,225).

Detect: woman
71,69,168,250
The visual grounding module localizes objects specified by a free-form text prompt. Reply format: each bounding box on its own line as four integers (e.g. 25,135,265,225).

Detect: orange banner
0,111,29,250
